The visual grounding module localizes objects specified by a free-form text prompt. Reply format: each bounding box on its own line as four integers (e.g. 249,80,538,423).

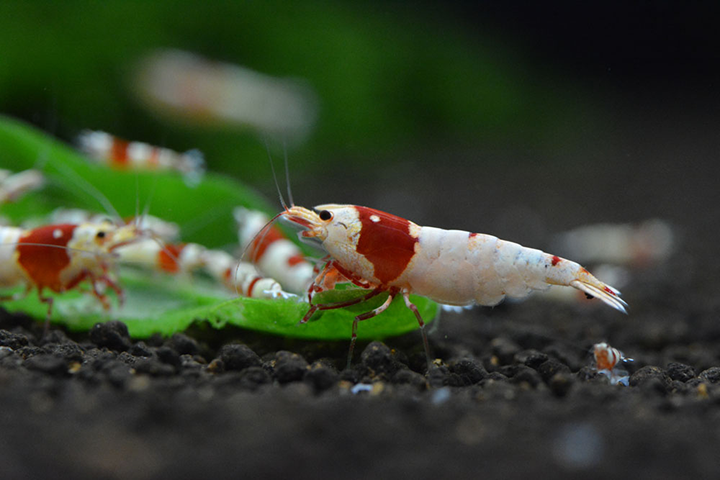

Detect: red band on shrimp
148,147,161,167
17,224,77,292
287,254,306,267
249,226,285,263
594,343,622,371
246,276,261,297
222,267,233,283
111,138,131,167
596,351,611,370
355,206,418,284
158,244,185,273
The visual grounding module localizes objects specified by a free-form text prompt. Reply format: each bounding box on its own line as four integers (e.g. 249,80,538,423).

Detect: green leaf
0,116,439,340
1,269,438,340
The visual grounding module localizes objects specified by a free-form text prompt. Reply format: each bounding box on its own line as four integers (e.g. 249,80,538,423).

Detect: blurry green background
0,2,594,180
0,2,716,214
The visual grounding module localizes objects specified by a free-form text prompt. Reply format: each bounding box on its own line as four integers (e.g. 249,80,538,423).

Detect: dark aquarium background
1,1,716,224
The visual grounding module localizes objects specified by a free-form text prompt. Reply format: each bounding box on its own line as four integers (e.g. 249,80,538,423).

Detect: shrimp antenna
264,138,287,211
134,173,141,226
136,177,159,231
178,203,230,240
49,161,122,223
33,87,58,171
282,137,294,207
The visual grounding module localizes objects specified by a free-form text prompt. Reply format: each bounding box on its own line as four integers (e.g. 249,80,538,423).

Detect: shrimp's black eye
319,210,333,221
96,231,106,239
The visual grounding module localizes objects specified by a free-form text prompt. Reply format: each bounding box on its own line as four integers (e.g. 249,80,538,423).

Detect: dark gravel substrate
2,106,720,479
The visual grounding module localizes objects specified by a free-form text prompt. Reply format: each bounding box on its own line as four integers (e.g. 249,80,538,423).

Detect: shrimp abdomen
404,226,626,312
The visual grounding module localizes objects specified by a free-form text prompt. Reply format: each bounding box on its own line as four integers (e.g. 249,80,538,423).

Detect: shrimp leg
348,289,398,369
36,289,54,338
402,290,432,367
300,287,385,324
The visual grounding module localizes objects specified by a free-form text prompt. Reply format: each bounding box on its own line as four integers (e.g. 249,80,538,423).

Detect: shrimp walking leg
348,291,397,369
97,274,125,307
307,260,371,302
36,290,54,337
402,291,432,367
307,259,334,302
90,281,112,310
300,287,385,323
88,275,120,311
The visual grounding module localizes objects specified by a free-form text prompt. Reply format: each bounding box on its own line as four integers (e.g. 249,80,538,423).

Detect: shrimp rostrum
283,204,628,366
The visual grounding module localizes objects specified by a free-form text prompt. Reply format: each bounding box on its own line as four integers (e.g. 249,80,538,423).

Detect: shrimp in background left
50,208,292,299
0,220,143,330
50,208,181,243
50,208,206,277
77,130,205,187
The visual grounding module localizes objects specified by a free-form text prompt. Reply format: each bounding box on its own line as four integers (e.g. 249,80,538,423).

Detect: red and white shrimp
592,342,631,385
0,169,45,204
114,240,207,276
234,206,314,295
50,208,181,242
282,204,628,366
49,209,193,274
48,208,291,298
201,249,292,299
77,130,205,186
0,221,141,328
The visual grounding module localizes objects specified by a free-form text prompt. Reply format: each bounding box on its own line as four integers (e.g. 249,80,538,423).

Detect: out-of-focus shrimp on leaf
0,116,439,339
0,114,273,248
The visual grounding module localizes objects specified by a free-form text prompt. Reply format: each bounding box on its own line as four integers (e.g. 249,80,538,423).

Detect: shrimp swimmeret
282,204,628,366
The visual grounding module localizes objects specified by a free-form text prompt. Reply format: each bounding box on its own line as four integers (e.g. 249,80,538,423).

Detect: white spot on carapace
370,215,380,223
53,229,63,239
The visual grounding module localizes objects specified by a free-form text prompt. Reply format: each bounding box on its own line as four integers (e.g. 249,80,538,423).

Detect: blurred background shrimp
0,220,141,329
